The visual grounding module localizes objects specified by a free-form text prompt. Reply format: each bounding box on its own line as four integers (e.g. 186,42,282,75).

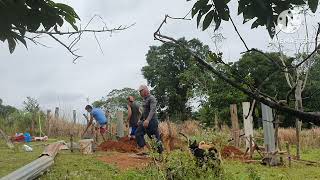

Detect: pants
130,127,138,136
136,119,163,153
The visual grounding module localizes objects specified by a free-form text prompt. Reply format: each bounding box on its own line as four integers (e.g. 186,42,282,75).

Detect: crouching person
82,105,108,142
136,85,163,154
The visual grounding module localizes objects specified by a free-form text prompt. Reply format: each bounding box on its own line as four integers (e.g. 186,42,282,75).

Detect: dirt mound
97,152,151,170
221,145,245,158
98,137,138,153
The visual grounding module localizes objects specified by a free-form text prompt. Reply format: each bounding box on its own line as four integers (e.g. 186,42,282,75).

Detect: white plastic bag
23,144,33,152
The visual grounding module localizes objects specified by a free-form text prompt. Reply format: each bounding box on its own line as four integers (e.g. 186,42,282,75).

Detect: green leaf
220,7,230,21
65,14,78,31
55,3,80,20
7,38,16,53
308,0,319,13
57,16,64,27
196,12,203,28
192,1,202,17
291,0,307,5
16,35,27,48
202,10,215,30
251,19,260,29
214,14,221,30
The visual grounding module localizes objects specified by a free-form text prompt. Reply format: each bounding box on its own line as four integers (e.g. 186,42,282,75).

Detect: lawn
1,139,320,180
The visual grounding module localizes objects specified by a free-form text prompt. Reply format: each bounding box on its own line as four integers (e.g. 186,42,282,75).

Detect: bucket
79,139,94,154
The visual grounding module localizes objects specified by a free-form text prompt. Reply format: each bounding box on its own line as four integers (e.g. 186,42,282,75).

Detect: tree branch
229,14,249,51
295,23,320,68
154,14,320,122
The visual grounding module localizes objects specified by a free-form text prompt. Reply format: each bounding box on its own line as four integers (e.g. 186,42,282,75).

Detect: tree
153,0,320,122
190,0,318,37
142,38,210,121
23,97,40,133
0,0,132,62
0,98,18,119
93,88,142,118
0,0,79,53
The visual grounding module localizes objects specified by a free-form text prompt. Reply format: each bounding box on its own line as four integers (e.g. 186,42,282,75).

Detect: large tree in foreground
153,0,320,123
0,0,131,62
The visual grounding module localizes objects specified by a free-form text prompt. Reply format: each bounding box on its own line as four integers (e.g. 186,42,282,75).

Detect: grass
223,159,320,180
0,139,54,177
42,151,163,180
1,132,320,180
0,139,162,180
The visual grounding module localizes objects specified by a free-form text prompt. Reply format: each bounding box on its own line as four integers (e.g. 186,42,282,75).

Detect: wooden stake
54,107,59,118
38,113,42,137
296,120,302,160
70,134,74,153
249,135,253,159
286,143,291,167
46,110,51,137
230,104,240,147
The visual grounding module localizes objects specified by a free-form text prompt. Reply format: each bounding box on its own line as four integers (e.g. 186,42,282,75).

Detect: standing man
136,85,163,154
82,105,108,142
127,96,141,139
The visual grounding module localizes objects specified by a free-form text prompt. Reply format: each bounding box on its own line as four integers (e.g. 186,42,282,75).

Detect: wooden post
266,144,270,166
46,110,51,137
214,113,219,131
274,114,279,150
72,110,76,136
116,111,124,138
38,113,42,137
230,104,240,147
279,139,284,165
296,120,302,160
70,134,74,153
286,143,291,167
261,103,276,152
73,110,76,124
249,135,253,159
242,102,254,149
54,107,59,119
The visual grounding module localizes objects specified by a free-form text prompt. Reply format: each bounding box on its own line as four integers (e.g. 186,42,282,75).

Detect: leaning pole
1,141,64,180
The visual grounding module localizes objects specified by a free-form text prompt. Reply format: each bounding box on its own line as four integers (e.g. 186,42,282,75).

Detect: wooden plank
286,143,291,167
116,111,124,138
46,110,51,136
242,102,254,149
296,120,302,160
230,104,240,147
261,103,276,152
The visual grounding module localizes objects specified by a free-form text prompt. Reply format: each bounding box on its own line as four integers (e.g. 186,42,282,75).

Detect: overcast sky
1,0,316,121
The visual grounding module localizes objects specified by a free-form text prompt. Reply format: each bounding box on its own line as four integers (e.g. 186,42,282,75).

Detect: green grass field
1,139,320,180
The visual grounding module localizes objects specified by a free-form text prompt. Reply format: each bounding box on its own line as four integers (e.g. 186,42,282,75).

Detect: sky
0,0,317,121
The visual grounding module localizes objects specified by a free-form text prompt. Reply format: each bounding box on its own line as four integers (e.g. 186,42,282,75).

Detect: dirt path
97,152,151,170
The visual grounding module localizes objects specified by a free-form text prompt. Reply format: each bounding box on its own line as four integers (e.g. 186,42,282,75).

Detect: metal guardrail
0,141,64,180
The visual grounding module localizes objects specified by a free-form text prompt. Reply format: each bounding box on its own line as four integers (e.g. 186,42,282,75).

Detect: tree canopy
93,88,142,117
0,0,79,53
191,0,319,37
142,38,210,120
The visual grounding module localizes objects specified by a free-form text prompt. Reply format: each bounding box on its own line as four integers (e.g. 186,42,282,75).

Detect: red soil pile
97,152,151,170
98,137,138,153
221,145,245,158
